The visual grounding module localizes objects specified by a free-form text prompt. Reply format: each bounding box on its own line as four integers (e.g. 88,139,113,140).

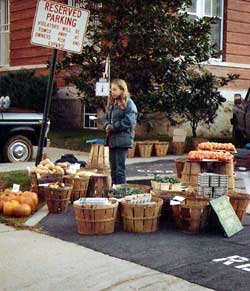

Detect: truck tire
232,126,245,147
4,135,33,162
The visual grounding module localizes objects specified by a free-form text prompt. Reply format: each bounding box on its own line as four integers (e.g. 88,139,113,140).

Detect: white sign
96,82,110,97
12,184,20,193
31,0,90,53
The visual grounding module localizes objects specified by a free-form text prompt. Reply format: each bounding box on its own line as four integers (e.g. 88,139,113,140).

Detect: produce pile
109,186,145,199
188,150,234,162
151,176,182,191
48,182,68,189
31,158,69,177
152,176,179,184
197,142,236,152
0,189,38,217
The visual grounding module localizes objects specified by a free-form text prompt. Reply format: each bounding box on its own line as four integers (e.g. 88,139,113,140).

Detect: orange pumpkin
1,193,16,202
23,191,38,206
19,196,36,212
13,204,32,218
3,200,20,216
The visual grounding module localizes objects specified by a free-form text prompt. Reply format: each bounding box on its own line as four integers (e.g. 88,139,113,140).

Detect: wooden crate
121,197,163,233
44,186,72,213
88,144,109,167
73,199,118,235
181,160,235,191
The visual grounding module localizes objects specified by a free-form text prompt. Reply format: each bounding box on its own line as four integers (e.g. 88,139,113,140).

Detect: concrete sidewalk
0,223,213,291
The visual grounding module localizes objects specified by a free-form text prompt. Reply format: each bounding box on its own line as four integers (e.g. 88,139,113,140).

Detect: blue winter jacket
103,98,137,148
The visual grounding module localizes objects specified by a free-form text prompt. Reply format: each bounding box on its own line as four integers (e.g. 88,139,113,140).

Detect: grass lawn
49,128,105,152
0,170,45,228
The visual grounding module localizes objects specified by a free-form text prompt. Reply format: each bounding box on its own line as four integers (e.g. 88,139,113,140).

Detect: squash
13,204,32,218
3,200,20,216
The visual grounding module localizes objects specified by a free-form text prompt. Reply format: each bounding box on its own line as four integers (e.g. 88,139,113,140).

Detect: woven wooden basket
175,158,186,179
108,183,152,226
154,142,169,157
172,142,185,155
137,141,154,158
127,143,137,158
228,193,250,222
44,186,72,213
70,176,90,203
171,197,210,234
121,196,163,233
73,198,118,235
152,191,195,220
29,172,63,198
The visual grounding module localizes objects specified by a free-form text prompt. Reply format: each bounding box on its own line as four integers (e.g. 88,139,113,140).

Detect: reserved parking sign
31,0,90,53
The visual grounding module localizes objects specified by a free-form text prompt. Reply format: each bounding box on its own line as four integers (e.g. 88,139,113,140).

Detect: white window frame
187,0,224,60
0,0,9,66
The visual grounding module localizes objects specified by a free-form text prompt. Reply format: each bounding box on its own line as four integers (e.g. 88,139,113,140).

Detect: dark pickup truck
231,87,250,146
0,108,50,162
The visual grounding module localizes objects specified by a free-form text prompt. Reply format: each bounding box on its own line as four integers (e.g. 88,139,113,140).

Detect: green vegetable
152,175,179,184
109,186,144,198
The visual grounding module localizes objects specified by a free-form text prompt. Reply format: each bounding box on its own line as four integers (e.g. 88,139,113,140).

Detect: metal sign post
35,48,58,165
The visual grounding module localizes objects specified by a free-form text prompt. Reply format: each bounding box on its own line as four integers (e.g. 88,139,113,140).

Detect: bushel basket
73,199,118,235
228,193,250,222
121,196,163,233
44,186,72,213
171,197,210,234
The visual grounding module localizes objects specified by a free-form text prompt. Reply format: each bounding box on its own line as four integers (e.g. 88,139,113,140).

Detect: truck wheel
4,135,33,162
232,126,245,147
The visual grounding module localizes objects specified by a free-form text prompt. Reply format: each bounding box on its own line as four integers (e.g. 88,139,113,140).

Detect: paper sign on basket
27,166,31,173
173,195,186,202
170,200,181,206
12,184,20,193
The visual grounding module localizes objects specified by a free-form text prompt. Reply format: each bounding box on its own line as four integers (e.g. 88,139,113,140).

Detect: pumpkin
1,193,16,202
19,196,36,212
23,191,38,206
3,200,20,216
13,204,32,218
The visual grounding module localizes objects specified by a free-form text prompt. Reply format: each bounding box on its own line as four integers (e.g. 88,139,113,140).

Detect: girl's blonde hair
107,79,130,110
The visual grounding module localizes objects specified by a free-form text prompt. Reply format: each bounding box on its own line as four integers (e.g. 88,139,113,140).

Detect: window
0,0,9,66
187,0,223,54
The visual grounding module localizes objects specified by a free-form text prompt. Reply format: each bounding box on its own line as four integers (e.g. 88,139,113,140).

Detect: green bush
0,70,57,111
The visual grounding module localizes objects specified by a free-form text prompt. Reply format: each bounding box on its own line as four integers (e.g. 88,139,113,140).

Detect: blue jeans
109,148,128,185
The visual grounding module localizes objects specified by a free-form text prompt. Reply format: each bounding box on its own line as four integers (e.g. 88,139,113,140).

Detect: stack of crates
198,173,228,198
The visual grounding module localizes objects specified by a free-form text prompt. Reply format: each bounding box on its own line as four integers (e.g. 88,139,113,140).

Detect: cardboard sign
31,0,90,53
210,196,244,237
173,128,187,143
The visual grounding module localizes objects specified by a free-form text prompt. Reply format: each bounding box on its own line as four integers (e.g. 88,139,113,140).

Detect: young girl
103,79,137,185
